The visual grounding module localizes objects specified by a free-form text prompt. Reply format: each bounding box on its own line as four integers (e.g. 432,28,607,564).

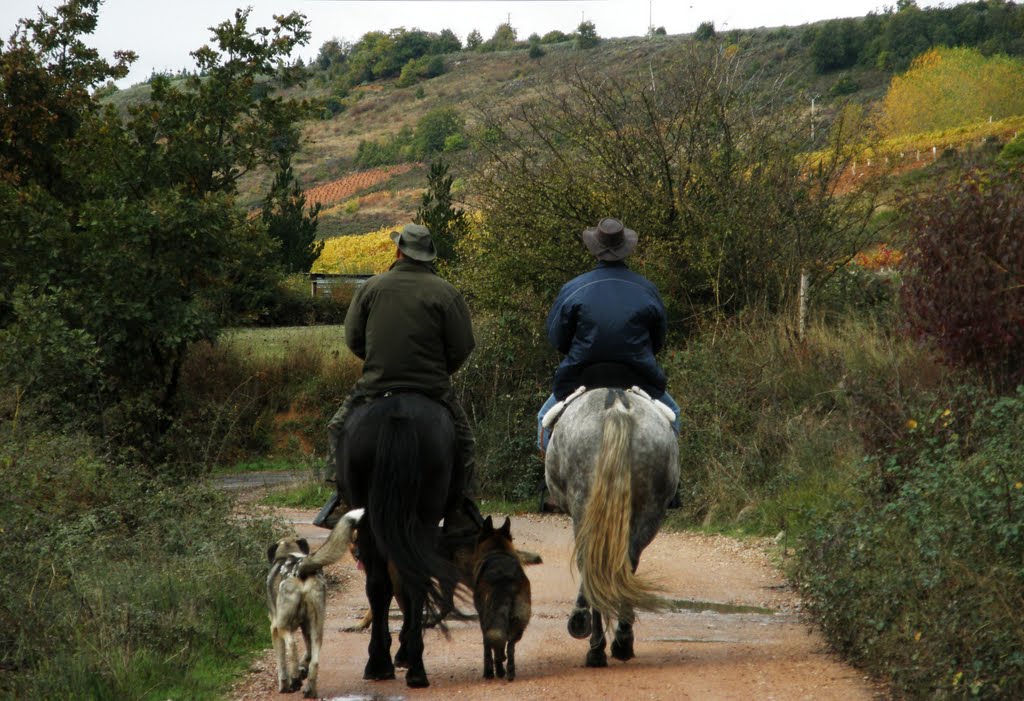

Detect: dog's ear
483,515,494,531
297,538,310,555
267,543,279,563
500,517,512,538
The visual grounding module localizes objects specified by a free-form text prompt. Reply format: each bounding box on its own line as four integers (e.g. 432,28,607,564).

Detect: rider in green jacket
314,223,481,530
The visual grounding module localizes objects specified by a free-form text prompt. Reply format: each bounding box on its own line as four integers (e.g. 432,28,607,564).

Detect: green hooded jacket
345,257,475,397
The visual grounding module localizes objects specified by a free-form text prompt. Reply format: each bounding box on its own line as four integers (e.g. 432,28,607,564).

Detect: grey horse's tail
572,399,668,621
298,508,365,577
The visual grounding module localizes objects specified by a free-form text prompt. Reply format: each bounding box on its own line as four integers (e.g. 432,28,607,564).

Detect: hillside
104,3,1024,255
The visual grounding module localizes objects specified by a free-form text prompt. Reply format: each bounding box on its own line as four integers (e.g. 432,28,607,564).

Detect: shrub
661,314,943,532
900,166,1024,390
0,425,276,699
694,21,716,41
798,386,1024,699
998,132,1024,167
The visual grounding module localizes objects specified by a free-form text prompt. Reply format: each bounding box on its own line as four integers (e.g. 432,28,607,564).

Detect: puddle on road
669,598,775,615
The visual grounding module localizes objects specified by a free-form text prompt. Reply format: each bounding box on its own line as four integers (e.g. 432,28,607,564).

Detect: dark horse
544,387,679,667
341,392,459,688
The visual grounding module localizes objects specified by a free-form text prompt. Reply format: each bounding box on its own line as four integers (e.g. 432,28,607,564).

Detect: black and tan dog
266,507,364,697
473,516,532,681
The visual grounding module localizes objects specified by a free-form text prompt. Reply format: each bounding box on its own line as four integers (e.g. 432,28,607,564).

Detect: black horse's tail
367,413,456,623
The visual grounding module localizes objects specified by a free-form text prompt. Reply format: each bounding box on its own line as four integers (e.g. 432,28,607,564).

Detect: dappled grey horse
544,387,679,667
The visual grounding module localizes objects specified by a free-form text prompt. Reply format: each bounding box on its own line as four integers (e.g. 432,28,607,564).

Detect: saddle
542,362,676,430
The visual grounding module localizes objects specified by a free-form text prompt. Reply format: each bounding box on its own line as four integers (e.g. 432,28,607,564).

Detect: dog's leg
285,630,302,691
494,637,507,679
506,640,516,681
299,620,312,680
482,638,494,679
302,590,325,699
272,624,291,693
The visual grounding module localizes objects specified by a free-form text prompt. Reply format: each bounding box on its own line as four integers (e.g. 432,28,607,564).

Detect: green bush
0,426,277,700
797,386,1024,699
454,308,554,501
172,326,359,468
664,314,940,534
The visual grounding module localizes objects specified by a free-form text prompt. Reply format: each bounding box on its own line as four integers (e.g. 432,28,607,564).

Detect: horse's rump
547,388,679,621
344,393,458,619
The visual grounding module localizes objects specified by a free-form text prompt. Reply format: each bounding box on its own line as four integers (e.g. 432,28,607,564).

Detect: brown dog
473,516,532,681
266,507,364,697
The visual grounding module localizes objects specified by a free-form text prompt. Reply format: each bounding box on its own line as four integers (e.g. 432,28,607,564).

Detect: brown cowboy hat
580,217,638,261
390,223,437,262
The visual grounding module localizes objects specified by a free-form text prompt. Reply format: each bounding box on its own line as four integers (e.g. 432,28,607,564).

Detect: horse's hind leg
611,545,642,661
482,641,495,679
610,610,635,662
401,589,430,688
567,588,592,639
363,553,396,681
585,609,608,668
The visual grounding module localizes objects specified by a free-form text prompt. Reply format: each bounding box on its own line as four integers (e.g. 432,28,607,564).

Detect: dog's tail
297,507,365,577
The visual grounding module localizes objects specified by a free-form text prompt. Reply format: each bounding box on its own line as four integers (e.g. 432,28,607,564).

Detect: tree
0,3,316,448
528,33,545,59
486,23,518,51
466,44,883,320
694,21,716,41
433,28,462,54
413,106,465,158
414,158,467,264
262,158,324,273
466,29,483,50
881,47,1024,135
574,20,599,49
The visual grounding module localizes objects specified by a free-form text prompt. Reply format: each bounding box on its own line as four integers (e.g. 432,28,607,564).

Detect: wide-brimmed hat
580,218,638,261
390,223,437,262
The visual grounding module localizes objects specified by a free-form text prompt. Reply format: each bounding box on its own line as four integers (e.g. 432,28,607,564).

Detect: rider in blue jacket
538,218,681,451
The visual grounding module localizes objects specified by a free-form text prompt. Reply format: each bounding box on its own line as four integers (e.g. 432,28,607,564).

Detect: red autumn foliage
899,166,1024,390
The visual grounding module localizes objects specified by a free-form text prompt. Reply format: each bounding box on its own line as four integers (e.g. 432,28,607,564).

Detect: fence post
798,269,809,342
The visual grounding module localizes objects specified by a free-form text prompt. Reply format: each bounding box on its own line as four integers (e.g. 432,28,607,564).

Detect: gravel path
228,494,886,701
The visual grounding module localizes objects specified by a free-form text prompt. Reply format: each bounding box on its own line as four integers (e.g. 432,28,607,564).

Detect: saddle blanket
542,385,676,430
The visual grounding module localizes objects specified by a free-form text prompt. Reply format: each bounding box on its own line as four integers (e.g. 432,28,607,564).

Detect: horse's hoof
302,683,317,698
405,669,430,688
363,660,396,681
611,638,635,661
568,609,592,639
394,648,409,669
585,649,608,668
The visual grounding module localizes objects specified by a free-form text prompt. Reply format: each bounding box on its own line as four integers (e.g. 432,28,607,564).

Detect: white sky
2,0,962,87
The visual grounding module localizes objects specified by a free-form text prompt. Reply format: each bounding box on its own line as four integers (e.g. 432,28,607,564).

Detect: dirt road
231,504,884,701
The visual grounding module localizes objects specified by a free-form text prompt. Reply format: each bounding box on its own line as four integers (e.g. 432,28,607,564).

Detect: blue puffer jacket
546,261,668,400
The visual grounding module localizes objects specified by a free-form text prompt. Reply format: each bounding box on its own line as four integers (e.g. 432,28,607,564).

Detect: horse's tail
368,413,455,622
572,401,668,620
298,508,365,577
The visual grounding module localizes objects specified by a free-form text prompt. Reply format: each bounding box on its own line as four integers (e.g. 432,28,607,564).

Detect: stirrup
312,491,343,530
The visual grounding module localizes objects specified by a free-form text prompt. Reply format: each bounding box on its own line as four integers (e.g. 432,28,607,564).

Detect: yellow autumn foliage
881,47,1024,137
312,225,398,274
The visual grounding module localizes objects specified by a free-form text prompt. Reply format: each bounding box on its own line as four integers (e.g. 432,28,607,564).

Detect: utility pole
810,96,816,141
